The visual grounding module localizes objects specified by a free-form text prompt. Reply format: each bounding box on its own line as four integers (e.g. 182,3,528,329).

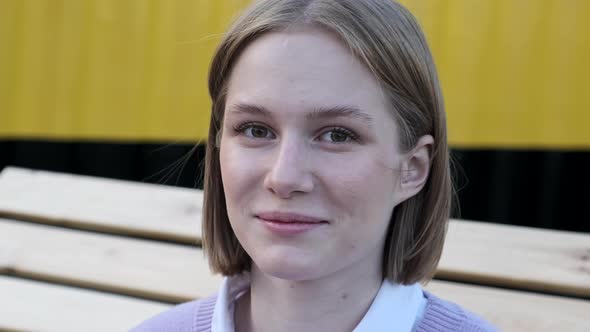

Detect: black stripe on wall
452,149,590,233
1,139,588,233
0,140,206,188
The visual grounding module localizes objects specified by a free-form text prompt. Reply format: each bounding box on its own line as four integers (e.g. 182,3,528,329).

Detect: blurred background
0,0,588,233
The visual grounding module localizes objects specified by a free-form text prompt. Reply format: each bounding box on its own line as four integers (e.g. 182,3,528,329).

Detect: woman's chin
252,250,324,281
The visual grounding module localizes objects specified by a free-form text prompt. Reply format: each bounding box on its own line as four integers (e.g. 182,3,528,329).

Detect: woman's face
219,27,409,281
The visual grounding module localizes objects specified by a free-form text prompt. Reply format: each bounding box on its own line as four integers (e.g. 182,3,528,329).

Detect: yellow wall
1,0,589,148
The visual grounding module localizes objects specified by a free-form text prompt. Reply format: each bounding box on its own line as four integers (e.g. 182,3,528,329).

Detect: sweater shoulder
130,295,217,332
415,290,499,332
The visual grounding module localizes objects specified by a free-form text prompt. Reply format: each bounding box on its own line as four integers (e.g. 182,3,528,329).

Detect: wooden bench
0,167,588,331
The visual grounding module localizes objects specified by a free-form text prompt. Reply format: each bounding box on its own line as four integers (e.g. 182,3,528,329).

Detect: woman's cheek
332,156,394,206
322,159,374,201
220,144,244,196
221,145,264,196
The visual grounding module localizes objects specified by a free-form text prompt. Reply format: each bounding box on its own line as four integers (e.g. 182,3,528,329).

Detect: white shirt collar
352,279,426,332
211,273,426,332
212,273,251,332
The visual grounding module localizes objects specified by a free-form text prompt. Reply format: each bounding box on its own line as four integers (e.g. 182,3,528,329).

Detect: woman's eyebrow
229,103,273,117
230,103,374,128
306,106,374,128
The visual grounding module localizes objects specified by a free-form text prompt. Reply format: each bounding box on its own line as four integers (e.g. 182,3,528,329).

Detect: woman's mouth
256,211,328,236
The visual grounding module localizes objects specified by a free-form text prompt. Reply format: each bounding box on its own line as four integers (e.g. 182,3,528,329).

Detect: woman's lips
256,211,326,223
256,211,328,235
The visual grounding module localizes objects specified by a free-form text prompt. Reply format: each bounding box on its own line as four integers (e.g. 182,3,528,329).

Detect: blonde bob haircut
203,0,453,285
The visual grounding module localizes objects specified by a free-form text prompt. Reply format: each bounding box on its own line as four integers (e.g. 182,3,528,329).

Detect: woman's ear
395,135,434,204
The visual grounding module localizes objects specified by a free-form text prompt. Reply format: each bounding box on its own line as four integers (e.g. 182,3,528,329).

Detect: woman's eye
239,124,274,139
319,128,357,143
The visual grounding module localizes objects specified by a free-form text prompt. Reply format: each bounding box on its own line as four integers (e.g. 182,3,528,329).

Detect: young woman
134,0,497,331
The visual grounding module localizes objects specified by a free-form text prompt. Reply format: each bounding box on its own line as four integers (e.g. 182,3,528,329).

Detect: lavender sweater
131,290,498,332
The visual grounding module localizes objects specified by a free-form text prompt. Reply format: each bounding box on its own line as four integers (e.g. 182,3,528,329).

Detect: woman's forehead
225,28,389,118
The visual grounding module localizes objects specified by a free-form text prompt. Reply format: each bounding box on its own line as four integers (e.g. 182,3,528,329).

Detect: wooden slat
0,167,201,244
439,220,590,298
0,218,222,303
1,167,589,297
0,219,588,332
0,276,171,332
426,280,590,332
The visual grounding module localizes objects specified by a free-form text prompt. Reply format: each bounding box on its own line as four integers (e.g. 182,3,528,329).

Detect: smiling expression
219,26,409,281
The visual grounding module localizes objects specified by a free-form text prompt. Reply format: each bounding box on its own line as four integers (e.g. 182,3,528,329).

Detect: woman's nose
263,138,314,198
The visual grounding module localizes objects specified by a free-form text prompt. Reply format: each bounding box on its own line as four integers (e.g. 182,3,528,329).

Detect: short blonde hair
202,0,453,284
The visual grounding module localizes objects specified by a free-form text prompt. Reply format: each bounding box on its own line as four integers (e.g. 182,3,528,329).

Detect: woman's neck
234,259,383,332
